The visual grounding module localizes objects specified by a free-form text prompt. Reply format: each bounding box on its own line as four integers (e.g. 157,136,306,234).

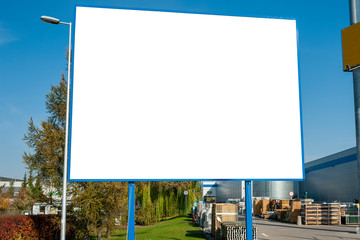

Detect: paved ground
253,217,360,240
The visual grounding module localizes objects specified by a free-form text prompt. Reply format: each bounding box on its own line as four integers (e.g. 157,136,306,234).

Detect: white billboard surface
70,6,303,180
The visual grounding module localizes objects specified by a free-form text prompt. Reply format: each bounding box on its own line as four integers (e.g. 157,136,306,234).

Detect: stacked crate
288,201,302,223
253,200,261,216
302,204,341,225
280,200,290,209
253,199,271,218
211,203,238,238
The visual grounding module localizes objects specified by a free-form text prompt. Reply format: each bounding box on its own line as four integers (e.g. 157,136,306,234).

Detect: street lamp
40,16,60,24
41,15,71,240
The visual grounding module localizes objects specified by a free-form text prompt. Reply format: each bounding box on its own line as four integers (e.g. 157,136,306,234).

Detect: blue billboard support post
245,181,253,240
127,181,135,240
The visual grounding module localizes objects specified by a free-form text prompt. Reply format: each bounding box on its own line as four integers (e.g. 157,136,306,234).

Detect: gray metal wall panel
214,148,359,203
253,181,269,198
215,181,297,201
300,160,358,202
215,181,244,202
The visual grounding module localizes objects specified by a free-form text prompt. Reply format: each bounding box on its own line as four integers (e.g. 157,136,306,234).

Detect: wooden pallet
211,203,238,238
301,204,341,225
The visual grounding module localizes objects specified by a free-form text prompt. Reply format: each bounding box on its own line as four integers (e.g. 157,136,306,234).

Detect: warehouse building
201,181,217,203
215,181,245,202
0,176,23,194
201,147,358,203
201,180,297,203
299,147,358,202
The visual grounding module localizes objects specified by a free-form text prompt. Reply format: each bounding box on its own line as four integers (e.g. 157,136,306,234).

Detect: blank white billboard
70,6,303,180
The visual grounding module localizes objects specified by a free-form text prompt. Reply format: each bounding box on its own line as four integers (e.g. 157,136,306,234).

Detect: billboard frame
68,5,305,182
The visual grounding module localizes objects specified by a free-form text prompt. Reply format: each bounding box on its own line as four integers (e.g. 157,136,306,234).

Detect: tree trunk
106,227,111,238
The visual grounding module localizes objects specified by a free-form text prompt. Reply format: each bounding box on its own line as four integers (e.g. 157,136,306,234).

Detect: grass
105,215,207,240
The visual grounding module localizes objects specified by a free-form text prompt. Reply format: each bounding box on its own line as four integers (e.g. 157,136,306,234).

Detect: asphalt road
254,217,360,240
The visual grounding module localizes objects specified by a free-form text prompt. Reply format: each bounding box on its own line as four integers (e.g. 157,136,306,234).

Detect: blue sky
0,0,354,179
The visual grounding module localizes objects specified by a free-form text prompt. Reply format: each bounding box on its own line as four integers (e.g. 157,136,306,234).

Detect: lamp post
349,0,360,225
41,15,72,240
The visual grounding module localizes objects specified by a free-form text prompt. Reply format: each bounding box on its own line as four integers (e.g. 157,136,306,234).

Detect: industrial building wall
0,177,23,193
201,181,217,202
300,147,359,202
215,181,244,203
214,181,297,202
211,146,359,203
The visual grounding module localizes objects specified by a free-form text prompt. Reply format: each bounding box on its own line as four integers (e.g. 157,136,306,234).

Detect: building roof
0,176,22,182
305,147,356,173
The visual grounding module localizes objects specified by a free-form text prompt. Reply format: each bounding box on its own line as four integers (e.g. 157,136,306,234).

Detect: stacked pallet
301,204,341,225
211,203,238,238
280,200,290,209
254,199,302,223
253,199,270,216
287,200,302,223
275,209,288,221
253,200,262,216
253,199,273,219
219,222,257,240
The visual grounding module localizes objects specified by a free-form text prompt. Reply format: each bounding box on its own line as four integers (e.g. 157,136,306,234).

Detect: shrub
0,215,76,240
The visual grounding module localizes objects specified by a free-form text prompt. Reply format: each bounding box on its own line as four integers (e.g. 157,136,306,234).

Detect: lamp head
41,16,60,24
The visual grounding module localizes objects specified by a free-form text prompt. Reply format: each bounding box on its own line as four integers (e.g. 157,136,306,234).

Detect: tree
23,51,202,239
27,173,48,204
135,181,202,225
12,175,30,213
68,182,127,240
5,180,15,199
0,184,10,211
23,74,67,194
22,60,129,239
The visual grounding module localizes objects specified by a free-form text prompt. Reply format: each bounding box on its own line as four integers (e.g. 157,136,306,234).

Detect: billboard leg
245,181,253,240
127,181,135,240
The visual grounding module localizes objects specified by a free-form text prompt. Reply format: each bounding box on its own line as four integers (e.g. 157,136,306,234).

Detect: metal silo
253,181,297,199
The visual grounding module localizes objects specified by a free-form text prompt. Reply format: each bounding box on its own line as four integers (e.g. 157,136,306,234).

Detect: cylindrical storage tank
270,181,296,199
253,181,298,199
